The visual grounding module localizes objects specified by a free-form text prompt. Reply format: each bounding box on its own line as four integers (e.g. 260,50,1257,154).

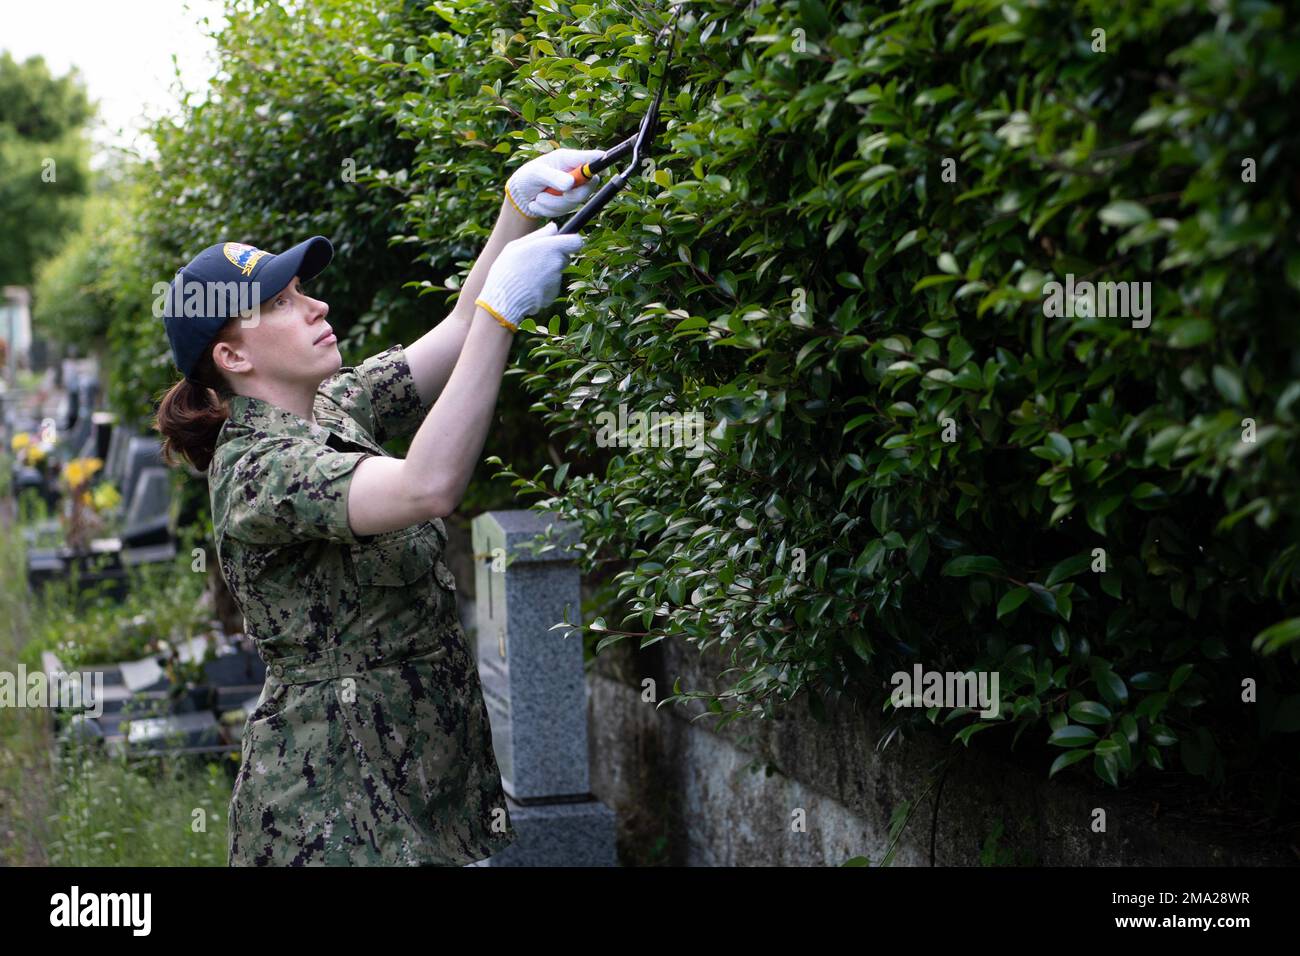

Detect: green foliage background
32,193,129,345
0,51,92,288
87,0,1300,806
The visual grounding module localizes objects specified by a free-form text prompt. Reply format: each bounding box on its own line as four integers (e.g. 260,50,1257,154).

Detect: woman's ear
213,338,251,379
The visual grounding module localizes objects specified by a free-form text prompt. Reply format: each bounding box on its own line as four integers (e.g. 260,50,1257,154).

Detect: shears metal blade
557,8,682,235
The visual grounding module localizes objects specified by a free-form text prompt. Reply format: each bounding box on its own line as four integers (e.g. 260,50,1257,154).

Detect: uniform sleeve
315,344,430,446
354,344,431,444
223,438,370,546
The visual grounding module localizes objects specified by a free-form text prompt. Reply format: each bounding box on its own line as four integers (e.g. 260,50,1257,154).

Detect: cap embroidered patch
223,242,270,276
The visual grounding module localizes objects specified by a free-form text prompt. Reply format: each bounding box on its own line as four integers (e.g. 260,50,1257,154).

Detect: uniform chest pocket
351,524,437,587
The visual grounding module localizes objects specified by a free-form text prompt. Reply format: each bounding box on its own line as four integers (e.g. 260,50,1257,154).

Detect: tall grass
44,742,235,866
0,449,55,863
1,448,234,865
21,556,212,672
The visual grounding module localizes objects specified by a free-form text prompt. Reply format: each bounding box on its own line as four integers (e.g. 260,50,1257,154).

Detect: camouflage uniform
208,344,517,866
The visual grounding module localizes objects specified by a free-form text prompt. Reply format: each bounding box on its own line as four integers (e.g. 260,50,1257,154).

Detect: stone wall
449,515,1291,867
585,635,1292,866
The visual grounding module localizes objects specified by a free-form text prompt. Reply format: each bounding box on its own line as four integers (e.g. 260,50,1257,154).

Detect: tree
0,51,94,287
32,193,124,348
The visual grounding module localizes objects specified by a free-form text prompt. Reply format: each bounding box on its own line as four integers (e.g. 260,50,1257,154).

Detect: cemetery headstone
122,466,172,548
121,437,164,512
103,424,137,491
470,509,617,866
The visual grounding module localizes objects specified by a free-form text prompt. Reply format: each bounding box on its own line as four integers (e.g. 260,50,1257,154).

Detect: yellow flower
63,457,105,489
10,432,31,451
91,483,121,511
26,445,46,464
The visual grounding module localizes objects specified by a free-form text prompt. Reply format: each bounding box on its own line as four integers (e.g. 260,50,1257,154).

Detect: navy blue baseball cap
162,236,333,383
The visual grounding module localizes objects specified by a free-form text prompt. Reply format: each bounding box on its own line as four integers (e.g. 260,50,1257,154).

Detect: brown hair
153,322,240,473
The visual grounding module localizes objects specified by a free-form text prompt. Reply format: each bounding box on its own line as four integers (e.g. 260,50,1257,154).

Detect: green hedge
392,0,1300,794
33,193,129,346
110,0,1300,798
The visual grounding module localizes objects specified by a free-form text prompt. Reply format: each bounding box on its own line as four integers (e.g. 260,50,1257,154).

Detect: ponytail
154,332,236,474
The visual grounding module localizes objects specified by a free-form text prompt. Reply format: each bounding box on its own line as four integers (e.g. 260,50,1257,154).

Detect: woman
154,148,604,866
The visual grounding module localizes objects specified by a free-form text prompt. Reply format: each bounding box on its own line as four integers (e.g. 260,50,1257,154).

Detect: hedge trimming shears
556,7,681,235
543,131,637,196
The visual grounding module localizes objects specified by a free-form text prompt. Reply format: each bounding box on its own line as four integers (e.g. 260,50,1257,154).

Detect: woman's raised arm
345,222,584,537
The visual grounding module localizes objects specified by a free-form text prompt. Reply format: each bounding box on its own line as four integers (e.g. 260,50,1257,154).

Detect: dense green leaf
941,555,1006,577
1048,725,1099,748
70,0,1300,805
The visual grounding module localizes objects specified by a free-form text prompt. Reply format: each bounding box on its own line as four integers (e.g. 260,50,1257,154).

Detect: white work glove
504,148,606,220
475,222,586,332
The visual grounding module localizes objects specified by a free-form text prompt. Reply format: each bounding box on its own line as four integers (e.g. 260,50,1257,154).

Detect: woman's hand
474,222,586,331
504,148,606,221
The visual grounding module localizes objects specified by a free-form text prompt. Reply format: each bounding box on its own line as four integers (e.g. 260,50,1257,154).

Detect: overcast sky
2,0,228,167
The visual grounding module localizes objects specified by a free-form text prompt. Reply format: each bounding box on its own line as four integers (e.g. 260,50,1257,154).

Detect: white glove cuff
504,182,542,221
478,265,540,328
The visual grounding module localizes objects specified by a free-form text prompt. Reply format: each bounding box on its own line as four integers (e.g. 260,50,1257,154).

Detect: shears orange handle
545,167,591,194
542,134,636,195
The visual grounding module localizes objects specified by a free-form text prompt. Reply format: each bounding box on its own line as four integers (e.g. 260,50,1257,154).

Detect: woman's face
228,273,338,387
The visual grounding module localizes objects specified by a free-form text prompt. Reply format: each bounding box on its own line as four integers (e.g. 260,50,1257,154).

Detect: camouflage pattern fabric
208,344,517,866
